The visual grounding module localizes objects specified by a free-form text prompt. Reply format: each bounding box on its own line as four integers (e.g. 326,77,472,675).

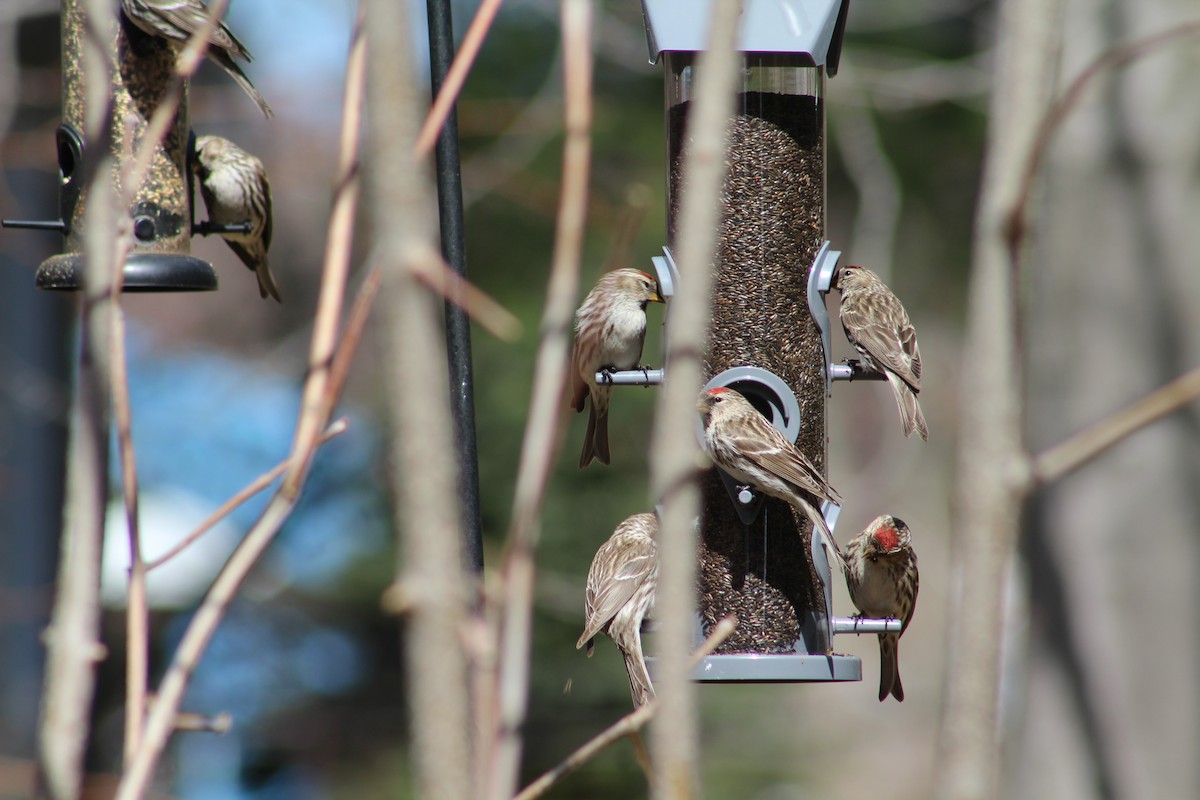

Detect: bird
696,386,842,561
577,512,659,707
193,134,280,302
120,0,273,119
842,515,919,702
571,269,664,468
835,265,927,441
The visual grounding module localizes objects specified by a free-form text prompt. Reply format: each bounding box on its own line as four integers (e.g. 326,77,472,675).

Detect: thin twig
37,2,117,797
512,617,737,800
598,183,651,274
414,0,504,157
371,0,475,791
110,230,148,767
1004,20,1200,254
411,249,522,341
935,0,1061,798
646,1,743,797
112,10,370,799
1032,365,1200,485
282,4,367,499
483,1,592,797
106,111,149,766
144,419,349,572
110,4,243,761
117,0,230,200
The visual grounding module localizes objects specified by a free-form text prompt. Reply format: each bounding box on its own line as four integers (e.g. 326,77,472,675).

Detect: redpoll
842,515,919,702
836,265,927,440
120,0,273,119
194,135,280,302
697,386,842,559
577,512,658,707
571,269,663,467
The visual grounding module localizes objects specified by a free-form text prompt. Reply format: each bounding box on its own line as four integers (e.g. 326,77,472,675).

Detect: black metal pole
426,0,484,573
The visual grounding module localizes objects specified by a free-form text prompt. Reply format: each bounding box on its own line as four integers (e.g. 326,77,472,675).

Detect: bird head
867,515,911,557
609,268,664,308
193,134,235,173
695,385,736,416
833,263,864,291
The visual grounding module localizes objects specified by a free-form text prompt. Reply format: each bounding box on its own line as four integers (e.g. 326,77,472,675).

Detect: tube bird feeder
644,0,877,682
4,0,217,291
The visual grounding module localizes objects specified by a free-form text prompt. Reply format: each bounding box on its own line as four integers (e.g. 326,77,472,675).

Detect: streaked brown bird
836,265,927,441
842,514,919,702
577,512,658,707
120,0,273,119
571,269,663,468
697,386,842,562
193,134,280,302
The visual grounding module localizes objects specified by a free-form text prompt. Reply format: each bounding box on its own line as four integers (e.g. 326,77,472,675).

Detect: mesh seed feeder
633,0,900,683
2,1,227,291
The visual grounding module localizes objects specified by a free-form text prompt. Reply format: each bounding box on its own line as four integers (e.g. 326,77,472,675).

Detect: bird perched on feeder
697,386,842,561
571,269,664,467
835,265,927,441
120,0,273,119
842,514,919,702
193,134,280,302
577,512,659,707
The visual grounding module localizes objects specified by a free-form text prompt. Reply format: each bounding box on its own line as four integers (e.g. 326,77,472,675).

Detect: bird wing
902,554,919,633
733,420,841,504
577,537,657,649
145,0,254,61
842,300,922,392
257,162,273,250
569,338,589,412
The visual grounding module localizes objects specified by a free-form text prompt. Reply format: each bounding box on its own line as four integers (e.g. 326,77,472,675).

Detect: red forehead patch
707,387,730,395
872,522,901,552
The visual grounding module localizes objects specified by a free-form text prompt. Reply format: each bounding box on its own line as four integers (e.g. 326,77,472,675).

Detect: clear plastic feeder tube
667,52,834,659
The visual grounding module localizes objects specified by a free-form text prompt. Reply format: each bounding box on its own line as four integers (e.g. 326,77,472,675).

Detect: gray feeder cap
641,0,850,71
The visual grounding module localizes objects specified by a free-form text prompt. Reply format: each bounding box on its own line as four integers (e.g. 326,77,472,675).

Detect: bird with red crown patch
842,514,919,701
696,386,842,565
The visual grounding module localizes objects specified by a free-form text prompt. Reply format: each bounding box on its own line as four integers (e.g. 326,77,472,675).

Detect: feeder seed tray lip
36,252,218,292
647,652,862,683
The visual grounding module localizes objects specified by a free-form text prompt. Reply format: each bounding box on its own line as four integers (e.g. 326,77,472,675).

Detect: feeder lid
641,0,850,72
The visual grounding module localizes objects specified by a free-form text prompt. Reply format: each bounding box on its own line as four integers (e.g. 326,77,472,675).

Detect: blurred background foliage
8,0,1192,798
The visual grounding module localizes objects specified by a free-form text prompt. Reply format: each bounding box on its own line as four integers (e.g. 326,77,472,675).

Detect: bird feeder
640,0,902,683
2,0,217,291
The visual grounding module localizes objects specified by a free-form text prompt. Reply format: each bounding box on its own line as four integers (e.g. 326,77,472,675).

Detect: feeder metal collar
641,0,850,72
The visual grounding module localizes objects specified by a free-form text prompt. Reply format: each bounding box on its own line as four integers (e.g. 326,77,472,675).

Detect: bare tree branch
414,0,504,157
112,9,370,799
1033,365,1200,485
366,0,475,795
483,0,592,796
647,1,742,797
934,0,1061,798
111,249,148,767
1005,20,1200,256
117,0,230,199
37,2,118,796
143,419,349,572
513,618,737,800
